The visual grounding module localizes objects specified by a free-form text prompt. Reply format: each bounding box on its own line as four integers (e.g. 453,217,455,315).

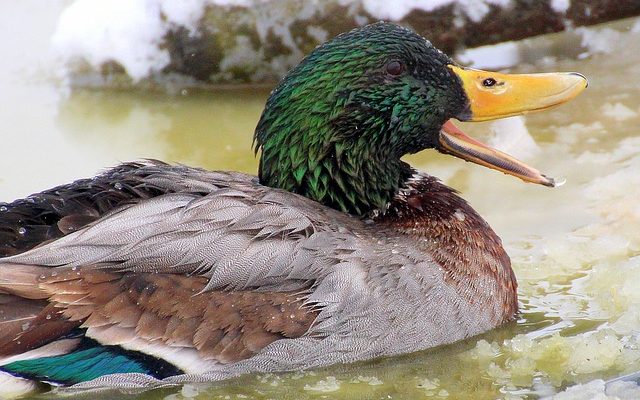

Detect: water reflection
56,88,268,174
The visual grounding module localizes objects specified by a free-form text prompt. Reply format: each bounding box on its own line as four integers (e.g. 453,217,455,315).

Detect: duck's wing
0,162,368,383
0,160,227,257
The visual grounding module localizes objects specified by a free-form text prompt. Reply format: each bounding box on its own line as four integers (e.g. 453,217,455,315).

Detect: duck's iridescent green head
254,22,587,216
255,23,464,215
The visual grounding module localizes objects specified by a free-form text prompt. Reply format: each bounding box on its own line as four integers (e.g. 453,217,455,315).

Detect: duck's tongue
437,120,557,187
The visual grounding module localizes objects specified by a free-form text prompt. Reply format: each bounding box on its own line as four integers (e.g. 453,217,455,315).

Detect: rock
53,0,640,87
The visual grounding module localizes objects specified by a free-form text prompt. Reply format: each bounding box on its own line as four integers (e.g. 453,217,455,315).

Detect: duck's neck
257,118,414,215
375,172,519,323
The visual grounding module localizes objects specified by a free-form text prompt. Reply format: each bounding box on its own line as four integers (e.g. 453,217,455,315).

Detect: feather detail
0,338,81,366
2,339,182,384
0,162,516,388
0,371,39,399
0,265,319,373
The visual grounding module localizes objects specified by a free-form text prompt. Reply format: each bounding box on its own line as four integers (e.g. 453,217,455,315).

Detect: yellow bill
437,65,588,187
449,65,588,121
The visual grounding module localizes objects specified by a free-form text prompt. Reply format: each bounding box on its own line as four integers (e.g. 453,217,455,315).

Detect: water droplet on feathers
18,227,26,235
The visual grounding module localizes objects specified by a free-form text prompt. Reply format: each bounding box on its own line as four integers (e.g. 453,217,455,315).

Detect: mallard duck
0,22,586,393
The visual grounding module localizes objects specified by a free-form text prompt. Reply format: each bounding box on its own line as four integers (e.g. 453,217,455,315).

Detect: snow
456,41,520,69
53,0,519,82
356,0,511,22
550,0,570,13
53,0,171,82
52,0,258,82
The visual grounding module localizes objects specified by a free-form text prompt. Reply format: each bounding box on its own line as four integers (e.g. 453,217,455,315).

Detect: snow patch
456,41,520,69
550,0,570,13
357,0,512,22
52,0,255,82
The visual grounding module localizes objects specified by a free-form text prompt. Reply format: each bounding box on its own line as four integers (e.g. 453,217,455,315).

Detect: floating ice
549,379,640,400
354,375,384,385
600,102,638,122
551,176,566,187
607,380,640,399
303,376,341,392
577,26,623,56
488,116,540,160
547,379,608,400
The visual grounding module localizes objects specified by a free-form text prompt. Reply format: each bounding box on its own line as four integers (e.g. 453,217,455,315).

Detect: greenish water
2,2,640,399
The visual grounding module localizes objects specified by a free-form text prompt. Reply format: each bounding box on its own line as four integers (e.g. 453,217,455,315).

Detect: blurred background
1,1,640,399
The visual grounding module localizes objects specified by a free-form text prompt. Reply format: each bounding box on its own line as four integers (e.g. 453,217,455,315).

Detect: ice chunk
577,27,623,56
606,380,640,399
549,379,640,400
600,102,637,122
303,376,341,392
488,116,540,159
548,379,607,400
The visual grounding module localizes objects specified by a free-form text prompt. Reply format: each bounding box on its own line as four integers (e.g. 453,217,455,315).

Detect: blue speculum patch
2,339,182,385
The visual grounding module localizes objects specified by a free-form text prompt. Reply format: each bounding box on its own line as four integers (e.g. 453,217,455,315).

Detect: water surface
2,2,640,399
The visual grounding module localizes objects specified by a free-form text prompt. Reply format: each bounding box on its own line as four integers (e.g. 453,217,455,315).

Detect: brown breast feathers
375,174,518,324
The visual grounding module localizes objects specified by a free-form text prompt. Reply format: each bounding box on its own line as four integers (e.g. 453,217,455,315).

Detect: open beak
438,65,588,187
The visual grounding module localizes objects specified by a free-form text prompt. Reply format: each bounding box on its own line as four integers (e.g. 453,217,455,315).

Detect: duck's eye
386,60,405,76
482,77,497,87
